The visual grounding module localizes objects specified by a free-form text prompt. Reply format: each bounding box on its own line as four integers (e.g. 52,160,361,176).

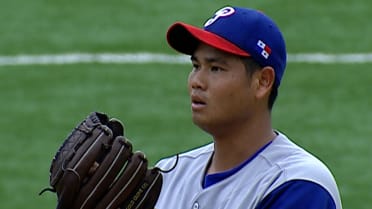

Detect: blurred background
0,0,371,208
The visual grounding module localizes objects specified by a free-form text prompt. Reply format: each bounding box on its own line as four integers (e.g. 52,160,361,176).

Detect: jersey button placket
193,202,199,209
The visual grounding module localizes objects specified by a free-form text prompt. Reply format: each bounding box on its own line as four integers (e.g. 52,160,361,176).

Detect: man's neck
207,118,276,174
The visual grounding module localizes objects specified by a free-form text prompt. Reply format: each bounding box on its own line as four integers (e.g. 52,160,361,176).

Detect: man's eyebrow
190,55,228,65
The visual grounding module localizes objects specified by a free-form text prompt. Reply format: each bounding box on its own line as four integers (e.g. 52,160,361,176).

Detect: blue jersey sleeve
256,180,336,209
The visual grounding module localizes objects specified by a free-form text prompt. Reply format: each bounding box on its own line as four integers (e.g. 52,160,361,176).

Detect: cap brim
166,22,250,56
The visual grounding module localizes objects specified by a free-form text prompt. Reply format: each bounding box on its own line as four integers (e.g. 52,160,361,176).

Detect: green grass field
0,0,371,208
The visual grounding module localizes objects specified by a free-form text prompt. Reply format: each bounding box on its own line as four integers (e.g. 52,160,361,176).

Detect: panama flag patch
257,40,271,59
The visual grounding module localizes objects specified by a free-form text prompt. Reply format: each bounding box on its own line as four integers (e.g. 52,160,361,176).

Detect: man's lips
191,94,206,110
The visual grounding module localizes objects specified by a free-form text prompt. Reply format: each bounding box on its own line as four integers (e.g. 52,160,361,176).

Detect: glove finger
108,118,124,138
55,171,81,209
50,125,89,187
119,168,163,209
68,126,113,179
50,112,108,187
93,112,110,125
95,151,148,209
74,137,133,209
56,126,113,209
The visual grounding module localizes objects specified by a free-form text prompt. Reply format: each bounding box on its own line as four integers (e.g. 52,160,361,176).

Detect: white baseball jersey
155,132,342,209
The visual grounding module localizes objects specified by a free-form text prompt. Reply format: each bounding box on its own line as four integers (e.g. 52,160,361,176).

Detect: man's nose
188,69,207,90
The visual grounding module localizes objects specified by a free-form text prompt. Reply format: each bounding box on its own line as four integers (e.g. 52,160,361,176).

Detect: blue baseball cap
166,6,287,87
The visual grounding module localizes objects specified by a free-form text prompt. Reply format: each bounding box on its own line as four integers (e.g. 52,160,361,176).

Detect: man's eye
192,63,200,70
211,66,222,71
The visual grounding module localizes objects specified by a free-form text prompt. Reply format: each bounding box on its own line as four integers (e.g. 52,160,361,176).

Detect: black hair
240,57,278,110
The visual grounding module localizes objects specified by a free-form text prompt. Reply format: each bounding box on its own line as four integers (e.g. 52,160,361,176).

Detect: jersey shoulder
259,132,342,208
262,133,336,183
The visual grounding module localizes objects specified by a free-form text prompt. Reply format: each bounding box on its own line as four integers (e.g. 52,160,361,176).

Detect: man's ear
255,66,275,99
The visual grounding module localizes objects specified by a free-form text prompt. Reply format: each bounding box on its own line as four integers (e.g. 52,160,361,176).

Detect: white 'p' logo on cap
204,6,235,27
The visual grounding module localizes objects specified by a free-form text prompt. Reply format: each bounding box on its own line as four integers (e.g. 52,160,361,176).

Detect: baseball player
155,6,342,209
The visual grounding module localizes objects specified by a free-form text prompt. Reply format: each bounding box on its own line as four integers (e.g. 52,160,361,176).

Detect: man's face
188,43,259,135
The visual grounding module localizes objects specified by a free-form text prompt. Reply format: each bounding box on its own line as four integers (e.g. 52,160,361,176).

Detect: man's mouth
191,95,206,110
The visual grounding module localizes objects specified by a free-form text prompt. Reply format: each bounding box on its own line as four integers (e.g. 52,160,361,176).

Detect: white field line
0,52,372,66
